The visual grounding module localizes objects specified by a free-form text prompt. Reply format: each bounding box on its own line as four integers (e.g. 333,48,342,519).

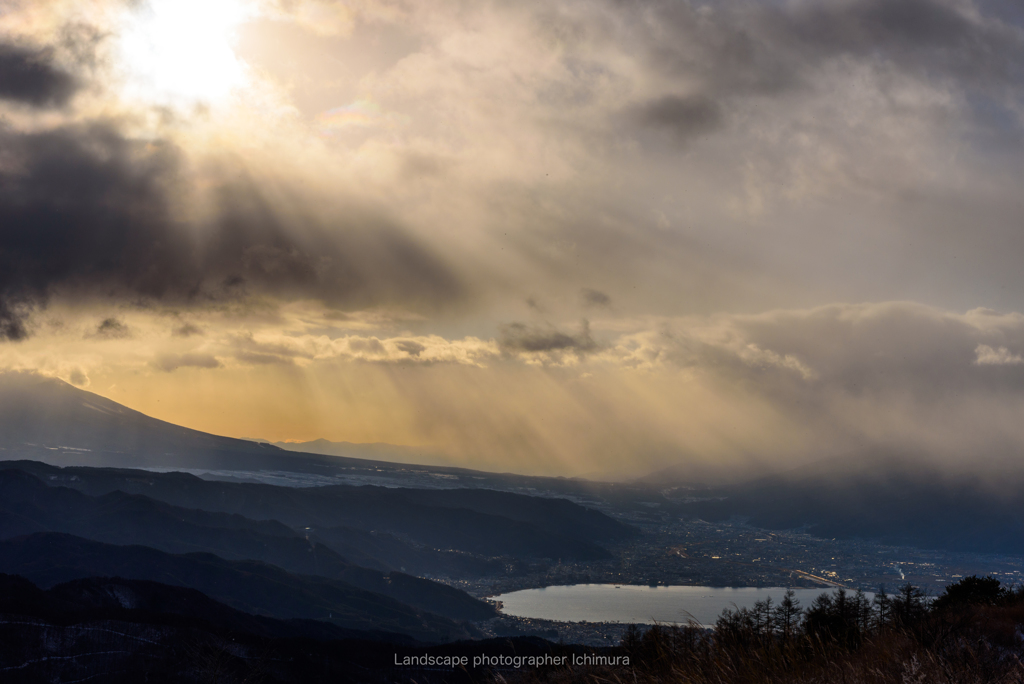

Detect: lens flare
118,0,254,106
316,100,382,133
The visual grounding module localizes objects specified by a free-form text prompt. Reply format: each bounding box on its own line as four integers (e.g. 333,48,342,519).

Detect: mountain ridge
0,532,479,642
0,468,495,620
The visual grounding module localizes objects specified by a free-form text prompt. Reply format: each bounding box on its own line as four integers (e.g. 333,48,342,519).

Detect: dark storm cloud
93,318,131,339
632,95,722,140
783,0,1018,80
226,332,309,366
172,323,204,337
349,337,387,355
395,340,427,356
499,319,597,354
323,310,352,321
0,122,465,341
623,0,1024,101
0,122,191,341
580,288,611,308
0,43,78,108
0,301,28,341
201,179,465,310
234,351,295,365
152,352,222,372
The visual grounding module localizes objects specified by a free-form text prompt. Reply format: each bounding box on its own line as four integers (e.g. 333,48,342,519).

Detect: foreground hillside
0,573,594,684
0,533,479,642
6,572,1024,683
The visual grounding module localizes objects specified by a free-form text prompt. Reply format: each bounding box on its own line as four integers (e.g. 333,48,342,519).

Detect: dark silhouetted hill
0,573,406,643
396,488,635,541
0,533,477,642
0,573,595,683
310,525,504,577
0,468,495,621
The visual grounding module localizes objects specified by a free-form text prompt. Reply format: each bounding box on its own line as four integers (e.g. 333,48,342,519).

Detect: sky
1,0,1023,480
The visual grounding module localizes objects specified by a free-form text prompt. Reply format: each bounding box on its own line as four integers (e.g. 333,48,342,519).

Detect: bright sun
119,0,254,106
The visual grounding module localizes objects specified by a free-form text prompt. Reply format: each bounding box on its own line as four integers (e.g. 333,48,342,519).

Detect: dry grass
502,600,1024,684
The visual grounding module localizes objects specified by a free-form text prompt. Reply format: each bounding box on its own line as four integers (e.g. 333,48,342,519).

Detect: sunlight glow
118,0,254,106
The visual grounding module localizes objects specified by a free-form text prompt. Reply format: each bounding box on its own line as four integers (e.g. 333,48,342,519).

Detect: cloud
12,299,1024,478
2,0,1024,479
581,302,1024,473
610,302,1024,390
580,288,611,308
172,323,203,337
296,332,499,366
0,121,466,341
975,344,1024,366
0,43,78,107
777,0,1022,86
228,333,305,366
499,319,598,363
394,339,426,357
625,0,1024,100
347,337,386,357
323,310,352,321
93,318,131,339
152,352,222,372
216,328,498,368
632,94,723,141
0,122,186,340
2,0,1022,346
0,301,29,342
234,351,293,366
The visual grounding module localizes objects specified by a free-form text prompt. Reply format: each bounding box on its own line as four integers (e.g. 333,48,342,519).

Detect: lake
493,584,866,627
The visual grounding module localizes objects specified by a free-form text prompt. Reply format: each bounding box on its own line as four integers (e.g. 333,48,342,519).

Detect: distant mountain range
0,372,459,477
0,372,615,493
4,460,630,561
